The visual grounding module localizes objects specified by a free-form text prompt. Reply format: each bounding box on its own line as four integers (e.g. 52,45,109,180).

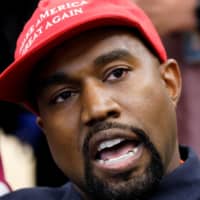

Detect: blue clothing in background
14,112,41,151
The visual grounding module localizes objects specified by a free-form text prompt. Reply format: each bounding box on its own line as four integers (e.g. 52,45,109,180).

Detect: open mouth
89,132,144,172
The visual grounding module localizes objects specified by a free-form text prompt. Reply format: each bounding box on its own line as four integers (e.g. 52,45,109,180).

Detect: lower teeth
98,147,138,165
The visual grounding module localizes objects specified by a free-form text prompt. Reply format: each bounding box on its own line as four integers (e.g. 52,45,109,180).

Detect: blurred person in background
134,0,197,36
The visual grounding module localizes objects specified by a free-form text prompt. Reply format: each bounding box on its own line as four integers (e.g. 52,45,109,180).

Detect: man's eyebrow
35,49,132,94
36,72,71,94
94,49,133,67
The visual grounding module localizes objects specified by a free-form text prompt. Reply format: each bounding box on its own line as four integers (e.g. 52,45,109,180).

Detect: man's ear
36,116,46,135
159,59,182,107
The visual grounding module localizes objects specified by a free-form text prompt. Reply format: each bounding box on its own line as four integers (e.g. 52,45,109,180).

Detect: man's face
35,28,181,199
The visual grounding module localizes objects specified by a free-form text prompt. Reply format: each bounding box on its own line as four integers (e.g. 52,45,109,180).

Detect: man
0,0,200,199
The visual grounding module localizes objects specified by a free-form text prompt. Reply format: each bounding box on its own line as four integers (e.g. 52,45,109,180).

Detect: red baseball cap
0,0,167,113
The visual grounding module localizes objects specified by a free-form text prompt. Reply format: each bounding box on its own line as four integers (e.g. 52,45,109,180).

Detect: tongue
100,142,136,161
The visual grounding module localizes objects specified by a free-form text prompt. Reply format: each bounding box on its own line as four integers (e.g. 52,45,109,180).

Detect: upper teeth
98,138,125,152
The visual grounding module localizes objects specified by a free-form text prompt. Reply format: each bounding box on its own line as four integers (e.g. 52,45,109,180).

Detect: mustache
83,121,155,157
83,121,164,200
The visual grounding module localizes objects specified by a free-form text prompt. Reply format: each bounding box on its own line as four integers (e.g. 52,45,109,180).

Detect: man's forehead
40,27,155,68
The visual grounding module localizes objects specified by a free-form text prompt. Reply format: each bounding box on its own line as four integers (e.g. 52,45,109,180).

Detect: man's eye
51,90,77,104
105,68,129,81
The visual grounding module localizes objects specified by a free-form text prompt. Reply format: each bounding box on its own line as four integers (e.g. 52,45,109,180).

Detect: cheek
40,111,85,186
144,92,177,170
114,76,177,165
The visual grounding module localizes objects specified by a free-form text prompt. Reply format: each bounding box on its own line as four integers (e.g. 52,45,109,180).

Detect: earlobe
159,59,182,106
36,117,46,134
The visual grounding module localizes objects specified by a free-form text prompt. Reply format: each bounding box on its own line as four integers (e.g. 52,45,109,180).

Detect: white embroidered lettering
45,21,53,29
19,0,89,56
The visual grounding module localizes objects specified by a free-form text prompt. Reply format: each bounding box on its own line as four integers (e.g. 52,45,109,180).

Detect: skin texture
34,28,182,199
133,0,197,35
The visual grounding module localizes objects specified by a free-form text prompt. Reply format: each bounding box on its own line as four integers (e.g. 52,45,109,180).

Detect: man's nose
81,80,120,126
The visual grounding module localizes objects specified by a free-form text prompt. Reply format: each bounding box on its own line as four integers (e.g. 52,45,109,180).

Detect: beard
82,122,164,200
